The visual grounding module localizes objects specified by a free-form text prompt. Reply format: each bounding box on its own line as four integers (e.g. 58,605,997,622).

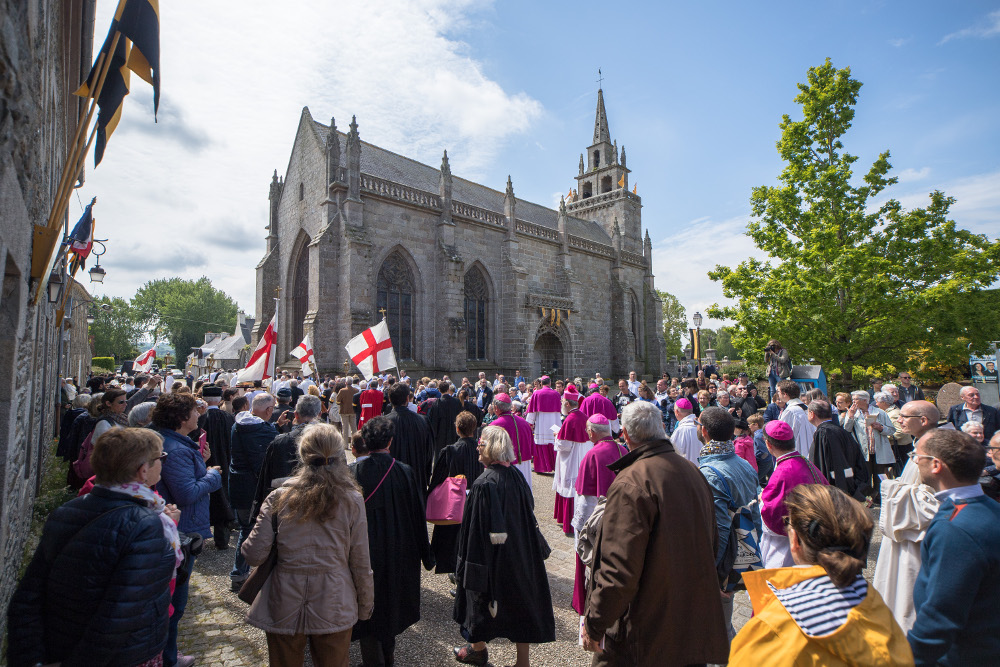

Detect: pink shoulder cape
580,393,618,420
528,386,562,413
575,439,628,497
557,409,589,442
491,414,534,462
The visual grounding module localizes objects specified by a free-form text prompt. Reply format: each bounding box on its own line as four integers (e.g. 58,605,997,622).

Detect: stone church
253,89,667,379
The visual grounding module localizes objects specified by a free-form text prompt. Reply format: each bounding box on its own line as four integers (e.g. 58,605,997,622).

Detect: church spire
593,87,611,145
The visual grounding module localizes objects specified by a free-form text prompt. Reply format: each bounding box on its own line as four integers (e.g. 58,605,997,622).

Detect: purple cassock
490,413,535,465
571,437,628,614
553,409,592,534
526,386,562,474
579,393,620,433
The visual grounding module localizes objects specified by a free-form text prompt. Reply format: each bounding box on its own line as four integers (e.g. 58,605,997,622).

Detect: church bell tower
568,86,642,253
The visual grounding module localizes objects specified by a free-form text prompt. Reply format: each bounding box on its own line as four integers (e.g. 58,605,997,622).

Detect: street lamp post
692,311,703,372
88,239,108,283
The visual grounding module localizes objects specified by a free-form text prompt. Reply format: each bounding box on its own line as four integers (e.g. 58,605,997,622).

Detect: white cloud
939,9,1000,44
896,167,931,183
888,37,909,48
892,170,1000,237
84,0,542,313
650,215,769,327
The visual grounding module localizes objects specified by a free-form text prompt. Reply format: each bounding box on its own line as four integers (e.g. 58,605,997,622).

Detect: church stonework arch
629,289,642,359
374,246,421,362
532,319,573,379
286,230,311,354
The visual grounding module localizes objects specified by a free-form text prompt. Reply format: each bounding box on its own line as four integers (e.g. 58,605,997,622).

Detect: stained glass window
376,252,415,359
464,267,489,360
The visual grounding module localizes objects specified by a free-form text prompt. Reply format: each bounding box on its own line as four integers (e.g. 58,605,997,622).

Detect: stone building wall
0,0,94,635
256,105,667,381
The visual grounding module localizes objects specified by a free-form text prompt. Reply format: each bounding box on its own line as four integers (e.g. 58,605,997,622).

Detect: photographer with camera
764,339,791,400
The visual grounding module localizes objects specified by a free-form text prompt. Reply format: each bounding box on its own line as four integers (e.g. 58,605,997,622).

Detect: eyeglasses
897,413,921,420
907,451,937,462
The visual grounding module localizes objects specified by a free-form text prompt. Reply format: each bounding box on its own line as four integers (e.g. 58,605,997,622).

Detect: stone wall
0,0,94,636
261,108,668,381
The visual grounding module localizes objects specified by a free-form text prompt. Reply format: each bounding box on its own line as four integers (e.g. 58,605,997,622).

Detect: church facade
253,89,667,380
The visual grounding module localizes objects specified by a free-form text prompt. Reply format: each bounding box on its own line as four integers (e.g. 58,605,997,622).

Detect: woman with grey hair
961,420,986,443
453,425,555,666
128,401,156,428
845,390,896,499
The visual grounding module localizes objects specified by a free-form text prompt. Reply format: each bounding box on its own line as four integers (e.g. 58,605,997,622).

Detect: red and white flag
237,314,277,383
345,320,397,381
133,348,156,373
290,334,315,376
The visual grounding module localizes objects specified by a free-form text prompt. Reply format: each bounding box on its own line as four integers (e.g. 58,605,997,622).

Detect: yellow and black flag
117,0,160,118
75,29,131,167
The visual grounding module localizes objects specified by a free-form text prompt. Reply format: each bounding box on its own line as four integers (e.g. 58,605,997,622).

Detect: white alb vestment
872,459,939,632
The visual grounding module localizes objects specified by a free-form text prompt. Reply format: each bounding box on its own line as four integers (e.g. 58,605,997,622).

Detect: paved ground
177,467,882,666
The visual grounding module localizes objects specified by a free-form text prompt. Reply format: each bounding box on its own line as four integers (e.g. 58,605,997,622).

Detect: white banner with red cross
345,320,397,381
290,334,315,377
133,348,156,373
237,314,277,383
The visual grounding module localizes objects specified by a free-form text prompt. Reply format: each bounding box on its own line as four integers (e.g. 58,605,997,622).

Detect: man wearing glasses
897,373,924,404
946,386,999,444
872,401,941,633
908,429,1000,665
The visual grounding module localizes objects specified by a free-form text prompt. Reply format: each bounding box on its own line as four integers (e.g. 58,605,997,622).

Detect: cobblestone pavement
177,467,883,666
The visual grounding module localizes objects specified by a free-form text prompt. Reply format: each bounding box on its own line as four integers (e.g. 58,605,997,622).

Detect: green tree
89,295,143,360
132,277,240,362
657,290,688,358
708,59,1000,387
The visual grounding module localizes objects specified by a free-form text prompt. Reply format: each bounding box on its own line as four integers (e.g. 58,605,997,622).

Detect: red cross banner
346,320,397,381
133,347,156,373
237,314,277,383
290,334,315,377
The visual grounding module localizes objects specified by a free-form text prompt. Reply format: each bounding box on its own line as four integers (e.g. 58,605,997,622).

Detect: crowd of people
8,352,1000,666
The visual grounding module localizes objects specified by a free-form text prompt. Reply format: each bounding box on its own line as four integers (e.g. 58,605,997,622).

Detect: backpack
72,417,112,481
701,464,762,591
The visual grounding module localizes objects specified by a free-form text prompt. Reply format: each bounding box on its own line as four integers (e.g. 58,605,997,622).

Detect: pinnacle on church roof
441,149,451,173
505,175,514,196
593,88,611,145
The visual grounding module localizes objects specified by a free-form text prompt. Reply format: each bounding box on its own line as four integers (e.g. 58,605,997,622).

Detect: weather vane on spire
597,68,603,89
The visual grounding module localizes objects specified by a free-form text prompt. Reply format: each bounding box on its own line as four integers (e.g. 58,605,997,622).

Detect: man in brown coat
583,400,729,666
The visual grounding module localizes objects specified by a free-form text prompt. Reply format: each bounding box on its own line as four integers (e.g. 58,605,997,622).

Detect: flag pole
33,27,124,306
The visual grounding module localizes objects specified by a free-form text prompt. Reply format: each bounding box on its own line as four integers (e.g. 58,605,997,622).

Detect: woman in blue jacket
8,428,177,666
151,392,222,667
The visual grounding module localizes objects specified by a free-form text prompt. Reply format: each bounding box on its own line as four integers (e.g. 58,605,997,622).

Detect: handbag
238,509,279,604
426,474,467,525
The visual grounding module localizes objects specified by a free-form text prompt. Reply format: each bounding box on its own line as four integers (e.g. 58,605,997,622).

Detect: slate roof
310,118,612,245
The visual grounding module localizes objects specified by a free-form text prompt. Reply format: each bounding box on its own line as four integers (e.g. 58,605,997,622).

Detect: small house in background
187,311,255,374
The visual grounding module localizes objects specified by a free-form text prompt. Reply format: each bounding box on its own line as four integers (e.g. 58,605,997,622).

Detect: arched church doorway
533,332,564,379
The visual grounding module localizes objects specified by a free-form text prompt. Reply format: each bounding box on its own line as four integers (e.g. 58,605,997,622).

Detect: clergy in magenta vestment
570,414,627,614
552,385,592,535
579,391,619,434
490,393,535,490
525,380,562,474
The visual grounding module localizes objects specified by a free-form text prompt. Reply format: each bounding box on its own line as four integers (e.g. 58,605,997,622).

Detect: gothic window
601,175,612,193
582,181,593,198
377,252,414,359
593,150,600,169
464,266,489,360
291,241,310,346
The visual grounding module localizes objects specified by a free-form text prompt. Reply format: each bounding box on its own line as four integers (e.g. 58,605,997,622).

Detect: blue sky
86,0,999,331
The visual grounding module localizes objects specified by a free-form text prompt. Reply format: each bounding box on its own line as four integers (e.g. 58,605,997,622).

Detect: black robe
427,394,465,454
428,437,485,574
453,464,555,645
386,406,435,493
810,420,870,500
249,424,303,522
352,453,434,642
198,408,236,525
